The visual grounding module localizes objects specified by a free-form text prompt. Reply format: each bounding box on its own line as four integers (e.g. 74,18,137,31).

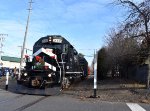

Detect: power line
84,55,93,57
0,34,8,36
18,45,32,57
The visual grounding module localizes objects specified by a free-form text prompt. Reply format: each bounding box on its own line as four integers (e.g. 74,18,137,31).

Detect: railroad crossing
0,76,150,111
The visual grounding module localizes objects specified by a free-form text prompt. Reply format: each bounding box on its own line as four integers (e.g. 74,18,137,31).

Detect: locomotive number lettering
53,39,62,43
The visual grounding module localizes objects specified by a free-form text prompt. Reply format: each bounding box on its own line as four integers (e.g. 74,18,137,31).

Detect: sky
0,0,142,65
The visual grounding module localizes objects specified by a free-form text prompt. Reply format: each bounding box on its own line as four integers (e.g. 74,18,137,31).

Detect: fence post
5,71,9,90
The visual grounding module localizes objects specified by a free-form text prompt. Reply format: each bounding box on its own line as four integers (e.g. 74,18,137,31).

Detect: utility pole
0,34,8,67
19,0,33,80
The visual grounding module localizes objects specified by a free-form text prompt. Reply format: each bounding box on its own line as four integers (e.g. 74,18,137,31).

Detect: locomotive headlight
24,73,27,76
48,74,52,77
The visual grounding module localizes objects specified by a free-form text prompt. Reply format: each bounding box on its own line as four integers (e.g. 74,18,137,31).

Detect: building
1,56,21,68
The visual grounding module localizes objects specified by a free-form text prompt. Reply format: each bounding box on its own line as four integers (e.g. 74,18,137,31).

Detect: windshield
42,44,62,50
33,43,62,54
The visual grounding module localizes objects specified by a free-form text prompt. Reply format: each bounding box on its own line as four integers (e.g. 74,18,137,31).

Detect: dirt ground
0,75,150,103
63,75,150,104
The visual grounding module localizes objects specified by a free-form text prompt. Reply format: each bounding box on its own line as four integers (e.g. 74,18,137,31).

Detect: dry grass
120,83,146,88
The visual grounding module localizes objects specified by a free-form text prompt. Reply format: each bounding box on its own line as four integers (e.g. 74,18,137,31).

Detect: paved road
0,89,149,111
0,76,150,111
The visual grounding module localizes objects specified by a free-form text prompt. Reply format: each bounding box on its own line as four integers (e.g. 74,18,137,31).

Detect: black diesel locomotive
20,35,88,89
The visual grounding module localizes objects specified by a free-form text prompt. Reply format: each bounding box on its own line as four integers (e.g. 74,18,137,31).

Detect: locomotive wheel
66,78,70,88
69,77,75,84
40,80,46,89
62,77,70,89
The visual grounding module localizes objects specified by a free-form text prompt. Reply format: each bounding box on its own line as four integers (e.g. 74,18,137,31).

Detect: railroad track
13,96,48,111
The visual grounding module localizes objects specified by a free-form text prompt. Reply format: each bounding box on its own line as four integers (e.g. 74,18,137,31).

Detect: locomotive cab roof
34,35,69,45
33,35,78,54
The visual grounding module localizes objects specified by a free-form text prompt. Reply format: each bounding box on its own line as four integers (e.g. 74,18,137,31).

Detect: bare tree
117,0,150,88
118,0,150,45
103,27,140,79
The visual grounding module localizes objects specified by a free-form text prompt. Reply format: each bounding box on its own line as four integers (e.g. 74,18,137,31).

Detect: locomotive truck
19,35,88,89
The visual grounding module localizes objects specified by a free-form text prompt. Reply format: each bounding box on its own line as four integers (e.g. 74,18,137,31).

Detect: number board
53,39,62,43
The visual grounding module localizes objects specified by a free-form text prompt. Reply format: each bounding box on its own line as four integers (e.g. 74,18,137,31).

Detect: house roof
1,56,21,63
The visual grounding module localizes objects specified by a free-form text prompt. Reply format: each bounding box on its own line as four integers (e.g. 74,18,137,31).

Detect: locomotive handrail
40,80,46,88
55,58,61,83
59,62,66,64
60,53,66,90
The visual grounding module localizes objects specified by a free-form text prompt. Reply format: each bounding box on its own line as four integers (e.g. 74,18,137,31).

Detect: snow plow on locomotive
18,35,88,89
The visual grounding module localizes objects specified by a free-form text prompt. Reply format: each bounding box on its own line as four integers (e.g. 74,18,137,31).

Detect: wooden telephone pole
19,0,33,80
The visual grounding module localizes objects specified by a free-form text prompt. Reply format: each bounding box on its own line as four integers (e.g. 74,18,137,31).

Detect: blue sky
0,0,141,64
